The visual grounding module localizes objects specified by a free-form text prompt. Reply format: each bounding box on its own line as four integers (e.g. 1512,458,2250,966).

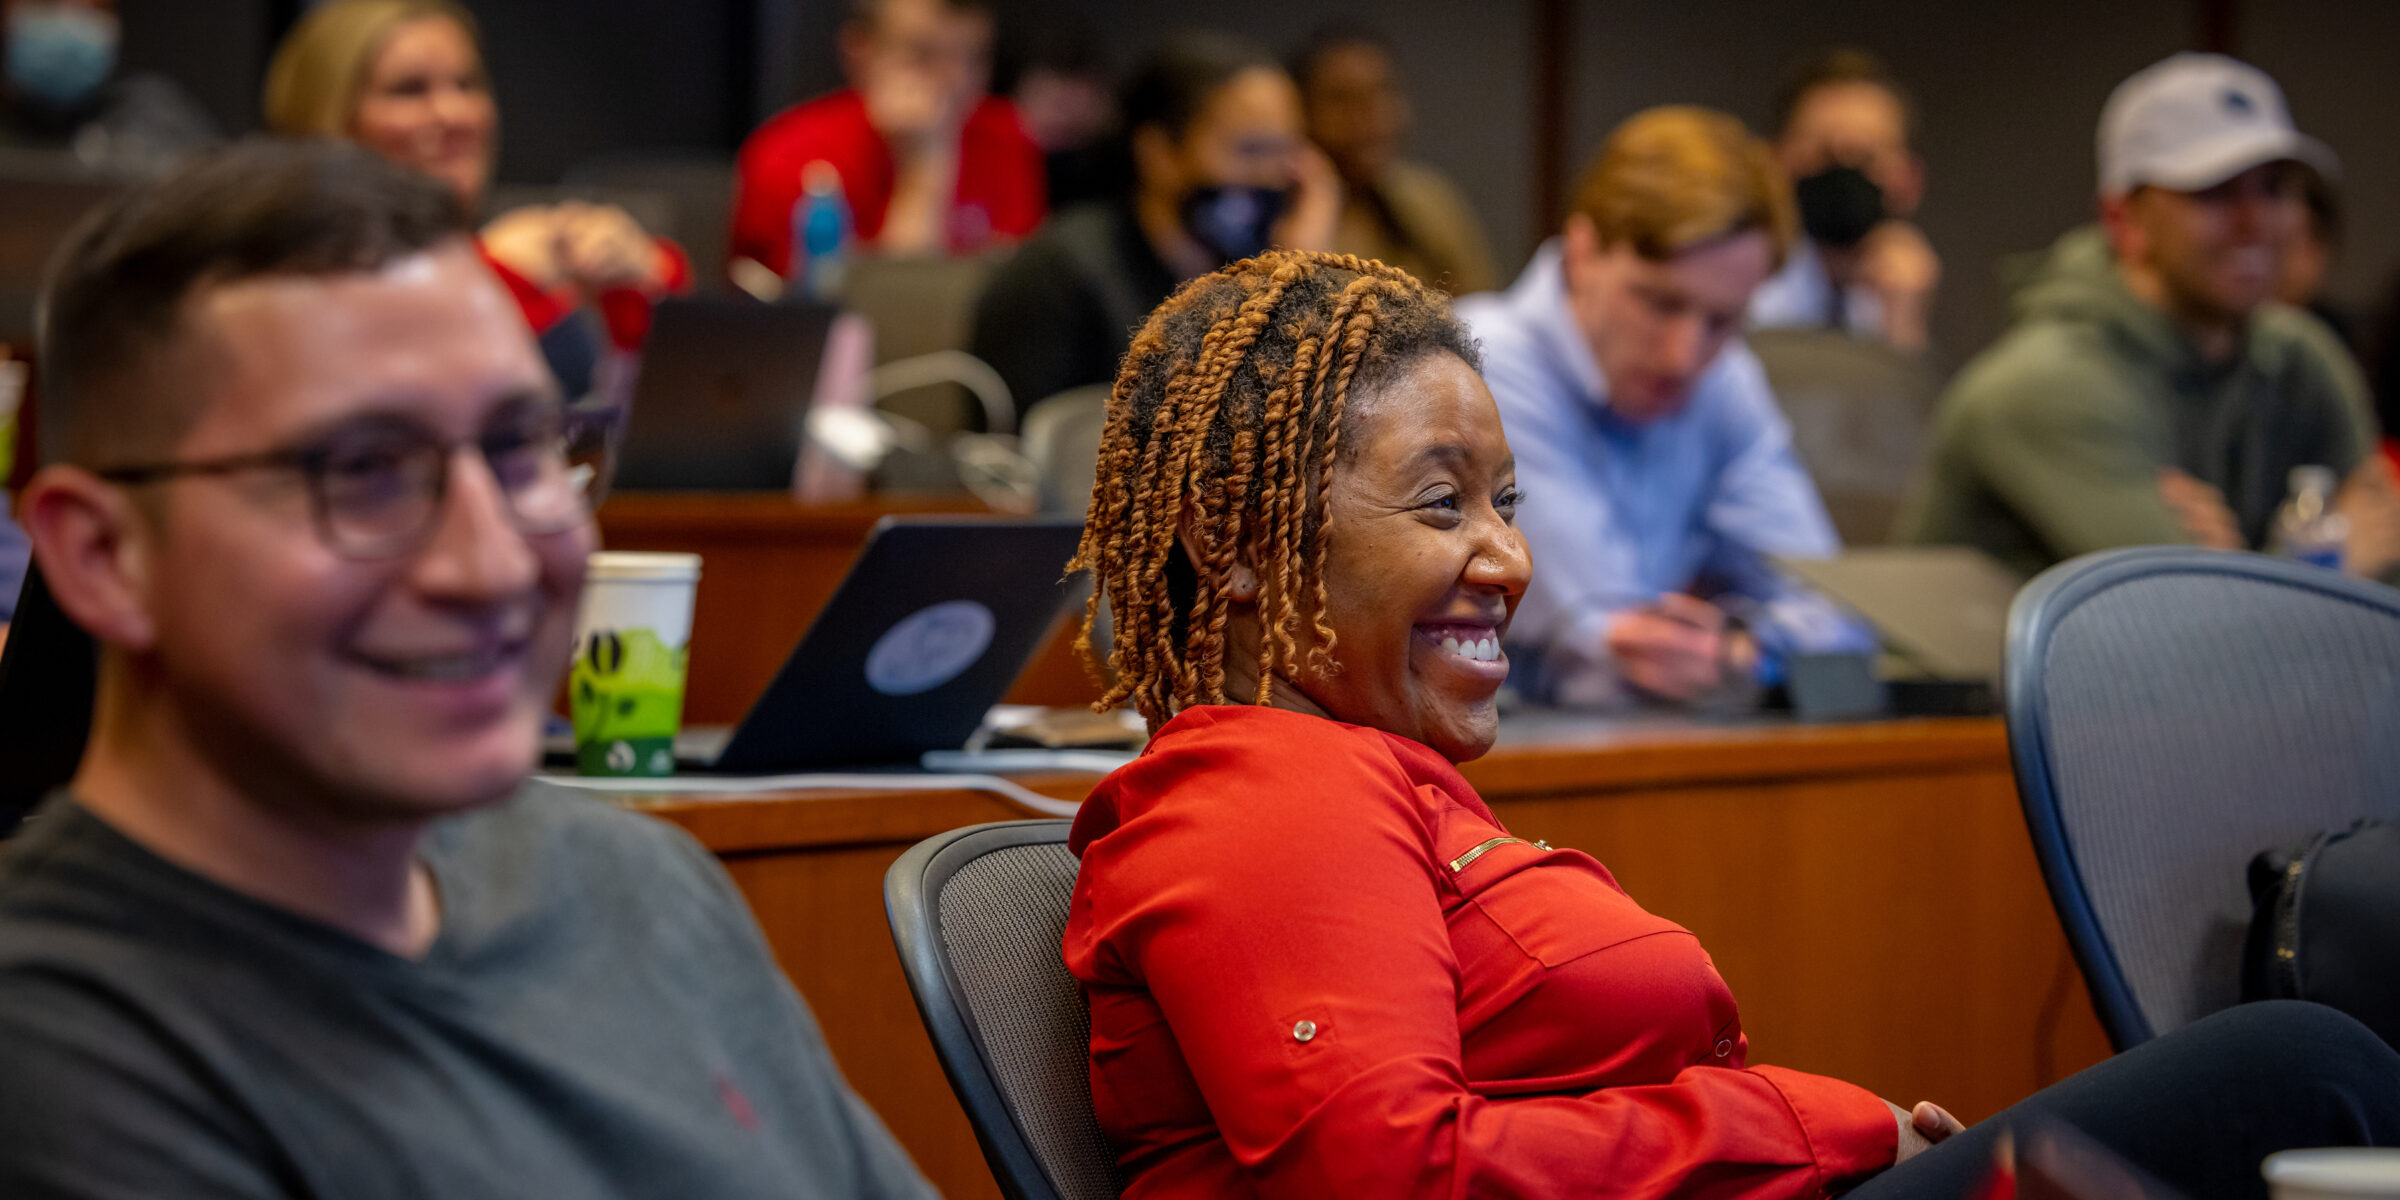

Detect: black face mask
1179,185,1290,266
1793,165,1885,249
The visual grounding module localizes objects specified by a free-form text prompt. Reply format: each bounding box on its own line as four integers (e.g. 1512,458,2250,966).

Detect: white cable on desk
536,771,1086,818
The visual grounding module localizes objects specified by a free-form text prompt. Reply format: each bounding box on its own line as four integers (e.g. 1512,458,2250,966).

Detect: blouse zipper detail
1448,836,1528,873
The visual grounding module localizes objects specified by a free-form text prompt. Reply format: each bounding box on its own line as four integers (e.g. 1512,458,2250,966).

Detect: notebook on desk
563,515,1089,774
1772,546,2025,683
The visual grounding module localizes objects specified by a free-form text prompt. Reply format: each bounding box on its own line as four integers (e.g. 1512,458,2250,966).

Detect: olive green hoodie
1897,225,2376,578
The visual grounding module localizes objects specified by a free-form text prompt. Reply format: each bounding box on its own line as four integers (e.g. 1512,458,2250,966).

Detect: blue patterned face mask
6,4,119,112
1179,185,1290,267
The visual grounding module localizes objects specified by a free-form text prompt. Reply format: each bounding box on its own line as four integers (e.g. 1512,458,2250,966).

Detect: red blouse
1064,705,1897,1199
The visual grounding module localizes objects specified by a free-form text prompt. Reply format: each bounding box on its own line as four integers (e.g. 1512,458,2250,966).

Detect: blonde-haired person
1457,106,1866,710
263,0,688,395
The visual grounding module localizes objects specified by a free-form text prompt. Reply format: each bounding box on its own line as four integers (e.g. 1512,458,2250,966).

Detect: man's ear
1174,510,1259,603
20,466,159,650
2098,189,2142,263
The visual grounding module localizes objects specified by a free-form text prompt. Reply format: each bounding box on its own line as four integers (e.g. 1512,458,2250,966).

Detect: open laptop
610,296,837,490
1772,546,2026,683
0,563,98,836
626,515,1087,772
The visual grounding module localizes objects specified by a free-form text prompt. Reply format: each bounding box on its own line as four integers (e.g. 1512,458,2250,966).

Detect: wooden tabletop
610,711,2102,1200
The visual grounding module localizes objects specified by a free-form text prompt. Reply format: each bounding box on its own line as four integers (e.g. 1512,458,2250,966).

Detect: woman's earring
1228,562,1260,602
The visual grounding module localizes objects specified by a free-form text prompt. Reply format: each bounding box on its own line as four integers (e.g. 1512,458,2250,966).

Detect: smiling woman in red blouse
1060,249,2400,1200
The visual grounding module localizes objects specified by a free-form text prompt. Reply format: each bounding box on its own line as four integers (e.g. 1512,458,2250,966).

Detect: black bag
2242,819,2400,1048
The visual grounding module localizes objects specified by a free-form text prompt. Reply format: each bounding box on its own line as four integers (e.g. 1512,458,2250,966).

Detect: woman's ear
1175,510,1261,604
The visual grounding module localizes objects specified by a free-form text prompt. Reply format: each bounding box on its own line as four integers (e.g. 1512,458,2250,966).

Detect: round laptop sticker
864,600,996,696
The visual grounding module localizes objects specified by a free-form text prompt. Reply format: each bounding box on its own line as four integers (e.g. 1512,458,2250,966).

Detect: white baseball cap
2096,53,2337,197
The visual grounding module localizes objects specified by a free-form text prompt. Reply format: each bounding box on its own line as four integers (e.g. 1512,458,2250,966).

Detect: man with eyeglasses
0,140,934,1199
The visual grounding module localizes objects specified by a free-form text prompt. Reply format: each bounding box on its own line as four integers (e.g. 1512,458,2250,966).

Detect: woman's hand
1273,141,1345,254
552,202,669,292
480,203,668,298
1888,1099,1965,1165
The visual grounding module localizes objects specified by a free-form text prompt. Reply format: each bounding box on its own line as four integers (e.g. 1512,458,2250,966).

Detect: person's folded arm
1963,363,2188,558
1078,732,1896,1199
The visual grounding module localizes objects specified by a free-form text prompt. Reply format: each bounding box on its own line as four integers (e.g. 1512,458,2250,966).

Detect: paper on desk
535,771,1086,818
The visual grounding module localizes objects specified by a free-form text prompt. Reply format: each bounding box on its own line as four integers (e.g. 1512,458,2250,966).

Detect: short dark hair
1772,47,1915,140
1121,31,1281,142
847,0,990,27
38,138,470,468
1287,22,1391,96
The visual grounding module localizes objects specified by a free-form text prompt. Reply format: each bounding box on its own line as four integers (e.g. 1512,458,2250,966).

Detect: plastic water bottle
2271,465,2349,570
788,160,850,302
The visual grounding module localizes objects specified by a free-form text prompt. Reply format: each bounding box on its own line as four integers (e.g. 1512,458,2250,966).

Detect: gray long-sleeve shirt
0,786,936,1200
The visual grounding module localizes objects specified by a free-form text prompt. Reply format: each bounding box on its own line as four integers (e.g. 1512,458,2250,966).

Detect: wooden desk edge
631,717,2009,854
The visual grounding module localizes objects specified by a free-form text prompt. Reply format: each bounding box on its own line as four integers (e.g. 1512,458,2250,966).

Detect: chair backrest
845,252,1010,435
1021,386,1112,515
2005,547,2400,1049
885,820,1123,1200
1746,327,1936,545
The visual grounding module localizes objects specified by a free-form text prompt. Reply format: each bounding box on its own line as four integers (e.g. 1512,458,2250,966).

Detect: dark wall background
124,0,2400,364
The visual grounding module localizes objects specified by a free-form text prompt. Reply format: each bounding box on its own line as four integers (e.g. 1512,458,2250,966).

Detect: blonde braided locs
1066,249,1480,729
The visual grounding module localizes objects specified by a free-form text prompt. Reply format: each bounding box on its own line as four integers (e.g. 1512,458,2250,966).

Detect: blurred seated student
1062,246,2400,1200
1003,23,1118,211
0,0,218,175
1748,47,1938,353
1457,107,1866,710
1292,24,1497,295
1898,54,2400,585
0,139,934,1199
263,0,689,398
970,31,1340,419
732,0,1041,273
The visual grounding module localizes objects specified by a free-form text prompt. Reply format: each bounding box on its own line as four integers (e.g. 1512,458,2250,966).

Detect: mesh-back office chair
1746,327,1936,546
885,820,1124,1200
2004,547,2400,1050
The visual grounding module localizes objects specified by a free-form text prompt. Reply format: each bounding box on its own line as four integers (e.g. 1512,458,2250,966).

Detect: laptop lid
613,296,836,490
0,563,97,835
711,516,1087,771
1772,547,2025,682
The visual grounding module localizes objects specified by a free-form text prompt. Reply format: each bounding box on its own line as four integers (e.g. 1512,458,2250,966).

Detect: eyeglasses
96,403,616,560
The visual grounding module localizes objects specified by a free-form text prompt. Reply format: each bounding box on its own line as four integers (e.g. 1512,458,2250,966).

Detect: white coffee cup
2266,1149,2400,1199
569,552,701,776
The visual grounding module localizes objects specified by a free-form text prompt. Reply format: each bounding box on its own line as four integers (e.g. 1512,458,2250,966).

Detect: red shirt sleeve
593,237,690,350
1066,707,1895,1199
957,96,1046,243
476,243,570,336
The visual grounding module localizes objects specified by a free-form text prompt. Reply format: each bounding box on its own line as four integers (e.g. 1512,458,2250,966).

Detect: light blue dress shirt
1746,239,1888,338
1456,241,1866,707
